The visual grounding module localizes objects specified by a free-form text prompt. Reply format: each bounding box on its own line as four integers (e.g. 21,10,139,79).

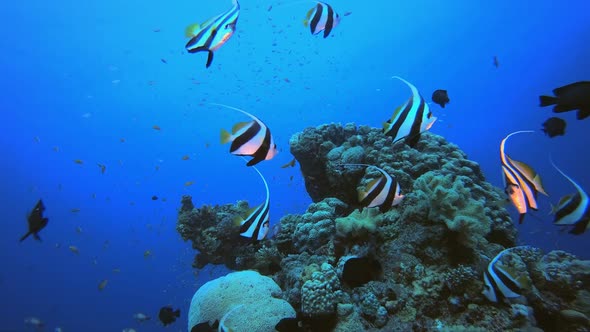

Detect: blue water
1,0,589,331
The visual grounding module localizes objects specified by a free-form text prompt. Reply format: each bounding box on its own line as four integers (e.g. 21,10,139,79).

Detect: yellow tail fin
185,23,201,38
220,129,232,144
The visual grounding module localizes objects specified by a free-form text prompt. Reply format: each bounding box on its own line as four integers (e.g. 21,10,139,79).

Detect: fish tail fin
539,95,558,107
34,233,42,241
220,129,232,144
19,232,31,242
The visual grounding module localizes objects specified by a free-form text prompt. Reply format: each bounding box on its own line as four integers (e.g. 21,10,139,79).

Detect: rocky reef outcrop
177,123,590,332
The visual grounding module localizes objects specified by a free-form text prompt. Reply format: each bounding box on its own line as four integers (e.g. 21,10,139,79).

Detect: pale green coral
412,171,491,249
335,207,383,238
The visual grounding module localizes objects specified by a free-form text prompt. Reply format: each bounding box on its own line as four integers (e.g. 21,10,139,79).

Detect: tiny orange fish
120,138,125,143
184,181,194,187
153,125,161,131
73,159,84,165
281,158,296,168
52,146,60,152
71,208,81,213
155,165,160,171
181,155,190,160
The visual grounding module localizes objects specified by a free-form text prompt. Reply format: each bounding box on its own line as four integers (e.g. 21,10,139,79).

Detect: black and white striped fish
215,103,278,167
482,247,528,303
550,160,590,235
500,131,548,224
234,166,270,241
383,77,437,147
185,0,240,68
303,2,341,38
341,164,404,212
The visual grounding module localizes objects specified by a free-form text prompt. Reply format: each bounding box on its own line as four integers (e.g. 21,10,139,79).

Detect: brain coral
188,270,295,332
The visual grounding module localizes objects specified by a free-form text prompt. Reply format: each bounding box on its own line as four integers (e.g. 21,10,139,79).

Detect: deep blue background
1,0,589,331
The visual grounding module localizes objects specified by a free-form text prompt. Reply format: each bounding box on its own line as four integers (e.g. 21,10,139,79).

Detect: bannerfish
383,76,437,147
342,256,382,288
431,89,450,108
234,166,271,241
217,103,278,166
499,131,548,223
482,247,529,303
303,2,341,38
20,199,49,242
540,81,590,120
158,306,180,326
185,0,240,68
340,164,404,212
541,117,566,138
550,160,590,235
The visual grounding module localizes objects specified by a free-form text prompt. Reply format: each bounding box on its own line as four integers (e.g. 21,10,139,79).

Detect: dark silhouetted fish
20,199,49,242
342,257,382,288
158,306,180,326
275,318,304,332
541,117,566,138
540,81,590,120
431,89,450,108
191,320,219,332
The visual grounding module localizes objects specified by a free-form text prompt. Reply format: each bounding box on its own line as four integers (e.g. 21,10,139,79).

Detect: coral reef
177,123,590,332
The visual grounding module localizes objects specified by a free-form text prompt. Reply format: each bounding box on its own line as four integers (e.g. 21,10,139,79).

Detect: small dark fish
343,11,352,16
20,200,49,242
275,318,304,332
151,195,159,201
281,158,296,168
493,55,499,68
158,306,180,326
541,117,566,138
97,163,106,174
431,89,450,108
267,5,272,11
161,58,167,64
191,320,219,332
539,81,590,120
342,257,382,288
